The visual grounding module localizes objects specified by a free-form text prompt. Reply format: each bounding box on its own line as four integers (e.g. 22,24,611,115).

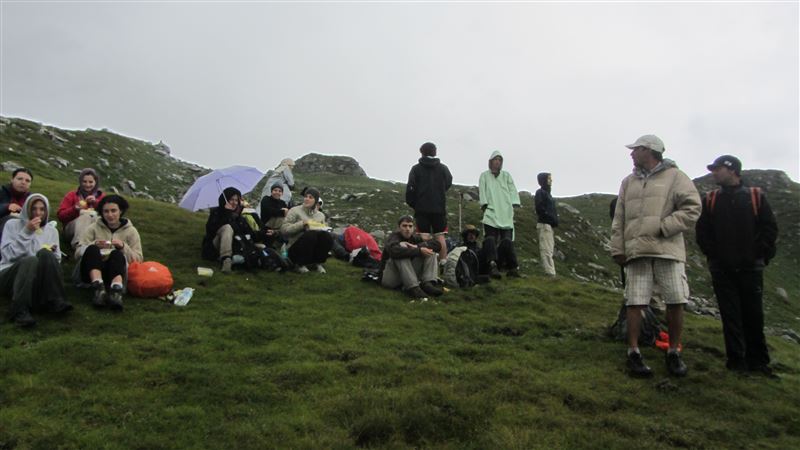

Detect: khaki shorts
624,257,689,306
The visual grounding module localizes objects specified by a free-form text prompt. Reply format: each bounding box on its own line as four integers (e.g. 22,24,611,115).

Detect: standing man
696,155,778,376
479,151,522,277
610,134,701,378
406,142,453,262
534,172,559,276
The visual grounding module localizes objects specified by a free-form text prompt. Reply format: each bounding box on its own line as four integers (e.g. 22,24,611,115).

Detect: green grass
0,177,799,449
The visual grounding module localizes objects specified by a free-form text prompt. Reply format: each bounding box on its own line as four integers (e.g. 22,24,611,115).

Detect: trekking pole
458,190,463,233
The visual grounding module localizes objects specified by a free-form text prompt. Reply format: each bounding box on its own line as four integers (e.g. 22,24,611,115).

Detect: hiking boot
405,286,428,299
220,257,233,274
49,300,73,315
666,351,688,377
489,261,502,279
91,281,107,308
314,264,327,274
295,265,309,274
420,281,443,297
106,285,124,311
12,310,36,328
626,351,653,378
506,268,524,278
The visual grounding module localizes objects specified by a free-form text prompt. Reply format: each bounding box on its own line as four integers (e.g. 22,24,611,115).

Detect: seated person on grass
57,168,105,249
202,187,251,274
461,224,518,279
0,194,72,327
0,168,33,237
76,195,143,311
260,183,289,248
280,188,332,274
379,215,443,299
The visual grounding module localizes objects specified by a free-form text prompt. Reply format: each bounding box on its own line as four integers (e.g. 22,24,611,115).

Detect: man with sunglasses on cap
610,134,701,378
696,155,778,377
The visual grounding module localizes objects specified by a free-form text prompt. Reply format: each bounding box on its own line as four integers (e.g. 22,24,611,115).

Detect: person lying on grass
76,194,143,311
0,193,72,327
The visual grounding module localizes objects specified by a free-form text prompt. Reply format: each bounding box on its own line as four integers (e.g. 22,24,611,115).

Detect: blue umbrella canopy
179,165,264,211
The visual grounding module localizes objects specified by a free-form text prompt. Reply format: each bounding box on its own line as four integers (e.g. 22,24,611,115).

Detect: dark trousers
288,231,333,266
80,245,127,288
0,249,65,317
711,269,770,368
483,224,518,270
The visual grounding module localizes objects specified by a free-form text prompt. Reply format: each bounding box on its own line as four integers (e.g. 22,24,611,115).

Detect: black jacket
0,184,29,219
696,184,778,271
405,157,453,214
260,196,288,220
534,173,558,227
379,231,441,276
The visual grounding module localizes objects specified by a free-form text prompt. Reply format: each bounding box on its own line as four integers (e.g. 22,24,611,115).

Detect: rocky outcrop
294,153,367,177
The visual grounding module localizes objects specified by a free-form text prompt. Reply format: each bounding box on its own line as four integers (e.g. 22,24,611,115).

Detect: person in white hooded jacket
0,193,72,327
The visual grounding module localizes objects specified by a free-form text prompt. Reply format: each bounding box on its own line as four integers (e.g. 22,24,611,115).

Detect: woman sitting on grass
57,168,105,249
260,183,289,249
0,194,72,327
76,195,143,311
280,187,333,273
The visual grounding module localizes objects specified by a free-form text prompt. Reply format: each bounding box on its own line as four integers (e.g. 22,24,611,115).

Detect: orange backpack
127,261,174,298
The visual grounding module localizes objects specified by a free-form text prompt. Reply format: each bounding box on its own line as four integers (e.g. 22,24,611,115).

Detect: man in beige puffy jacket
611,135,701,378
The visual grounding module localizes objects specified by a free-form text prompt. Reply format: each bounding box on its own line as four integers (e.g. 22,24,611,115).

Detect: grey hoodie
0,193,61,272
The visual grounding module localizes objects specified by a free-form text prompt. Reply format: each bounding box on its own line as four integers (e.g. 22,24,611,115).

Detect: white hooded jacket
0,193,61,272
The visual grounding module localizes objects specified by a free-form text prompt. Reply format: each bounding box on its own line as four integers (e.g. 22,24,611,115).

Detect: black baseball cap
707,155,742,175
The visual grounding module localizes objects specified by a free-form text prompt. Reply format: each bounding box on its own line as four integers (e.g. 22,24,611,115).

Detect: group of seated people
0,168,143,327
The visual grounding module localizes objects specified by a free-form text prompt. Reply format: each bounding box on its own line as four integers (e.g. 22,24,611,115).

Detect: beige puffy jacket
280,204,326,248
77,217,144,263
610,160,701,263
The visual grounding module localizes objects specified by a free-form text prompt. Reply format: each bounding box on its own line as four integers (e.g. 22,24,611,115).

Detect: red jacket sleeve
58,191,80,224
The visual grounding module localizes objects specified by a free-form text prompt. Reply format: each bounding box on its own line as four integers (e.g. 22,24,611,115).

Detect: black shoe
666,351,688,377
749,365,780,380
626,351,653,378
49,300,73,315
507,268,524,278
405,286,428,299
91,281,107,308
106,286,124,311
12,310,36,328
420,281,443,297
489,262,502,279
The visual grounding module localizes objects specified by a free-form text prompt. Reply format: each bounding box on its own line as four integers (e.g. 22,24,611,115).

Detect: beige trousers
537,223,556,276
381,255,438,290
213,224,234,259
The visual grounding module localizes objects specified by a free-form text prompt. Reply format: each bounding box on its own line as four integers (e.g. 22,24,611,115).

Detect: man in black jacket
696,155,778,376
380,215,443,299
405,142,452,262
202,187,251,273
534,172,558,276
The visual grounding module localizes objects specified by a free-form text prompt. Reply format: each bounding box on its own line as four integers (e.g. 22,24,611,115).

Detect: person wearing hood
57,168,105,249
258,158,295,212
76,195,143,310
610,134,701,378
405,142,453,262
202,187,250,273
280,187,333,273
479,151,522,277
0,168,33,236
0,193,72,327
259,183,289,248
535,172,559,276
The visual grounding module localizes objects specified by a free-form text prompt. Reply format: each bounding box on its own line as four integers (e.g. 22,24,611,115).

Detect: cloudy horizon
2,1,798,196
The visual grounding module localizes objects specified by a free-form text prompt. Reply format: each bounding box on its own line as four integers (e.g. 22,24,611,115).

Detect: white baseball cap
625,135,665,153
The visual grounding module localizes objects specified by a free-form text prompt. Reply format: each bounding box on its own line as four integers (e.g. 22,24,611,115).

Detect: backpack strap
705,189,720,213
749,187,761,217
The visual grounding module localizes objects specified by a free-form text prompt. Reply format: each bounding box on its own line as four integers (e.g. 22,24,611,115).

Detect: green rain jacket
479,151,521,231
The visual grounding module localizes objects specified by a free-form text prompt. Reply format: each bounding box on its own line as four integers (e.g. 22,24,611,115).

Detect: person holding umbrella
202,187,251,273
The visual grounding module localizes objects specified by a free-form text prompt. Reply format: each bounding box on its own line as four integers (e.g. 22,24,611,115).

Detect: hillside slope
0,177,798,449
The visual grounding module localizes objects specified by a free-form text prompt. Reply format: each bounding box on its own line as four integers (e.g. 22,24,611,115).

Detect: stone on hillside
294,153,367,177
555,249,566,261
169,195,176,204
461,191,479,202
123,180,136,195
0,117,10,126
776,287,789,301
586,262,608,273
128,159,136,165
155,140,171,156
36,158,49,166
1,161,22,172
101,148,111,155
111,186,120,194
98,158,109,167
370,230,386,241
560,203,580,215
51,157,70,168
190,166,204,173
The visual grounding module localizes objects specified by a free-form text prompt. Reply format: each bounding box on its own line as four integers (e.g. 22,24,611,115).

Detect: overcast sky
2,1,798,196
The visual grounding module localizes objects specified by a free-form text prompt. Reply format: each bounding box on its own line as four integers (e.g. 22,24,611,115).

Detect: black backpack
444,246,480,288
232,233,261,270
608,302,664,346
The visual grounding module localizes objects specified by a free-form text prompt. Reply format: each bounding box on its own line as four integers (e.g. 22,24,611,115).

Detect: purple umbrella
179,165,264,211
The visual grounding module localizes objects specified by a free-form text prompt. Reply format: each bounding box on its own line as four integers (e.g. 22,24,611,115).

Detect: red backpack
705,187,761,216
127,261,174,297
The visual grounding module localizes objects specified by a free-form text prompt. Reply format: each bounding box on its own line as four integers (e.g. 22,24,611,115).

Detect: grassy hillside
0,177,798,449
